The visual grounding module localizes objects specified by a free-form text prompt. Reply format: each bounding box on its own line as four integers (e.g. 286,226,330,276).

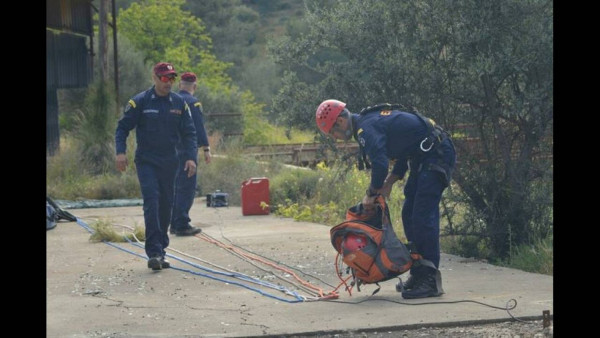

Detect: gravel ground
288,319,553,337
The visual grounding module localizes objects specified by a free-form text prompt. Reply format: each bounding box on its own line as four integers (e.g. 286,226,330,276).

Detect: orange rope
334,252,354,296
197,233,338,299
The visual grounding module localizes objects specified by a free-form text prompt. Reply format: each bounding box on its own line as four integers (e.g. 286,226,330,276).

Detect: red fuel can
241,177,270,216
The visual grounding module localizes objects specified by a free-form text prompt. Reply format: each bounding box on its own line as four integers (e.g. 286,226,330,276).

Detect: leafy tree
117,0,260,139
185,0,309,112
269,0,553,261
117,0,211,65
184,0,261,70
109,33,153,108
183,1,276,107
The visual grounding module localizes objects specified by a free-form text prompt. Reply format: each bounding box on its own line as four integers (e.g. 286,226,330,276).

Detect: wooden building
46,0,93,155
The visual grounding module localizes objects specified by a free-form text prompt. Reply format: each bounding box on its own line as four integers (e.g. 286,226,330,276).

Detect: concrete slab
47,199,553,337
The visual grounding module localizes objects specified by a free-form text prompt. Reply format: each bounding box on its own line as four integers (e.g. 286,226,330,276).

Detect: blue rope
122,236,304,300
74,217,304,303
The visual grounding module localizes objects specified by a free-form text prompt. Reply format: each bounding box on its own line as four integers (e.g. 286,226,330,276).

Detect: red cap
181,72,197,82
153,62,177,76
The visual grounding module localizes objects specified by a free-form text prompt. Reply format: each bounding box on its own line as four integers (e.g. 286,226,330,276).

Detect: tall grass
71,80,118,175
501,235,553,275
47,136,139,200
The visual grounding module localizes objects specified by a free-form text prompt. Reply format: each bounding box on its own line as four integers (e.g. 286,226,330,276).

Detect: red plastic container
241,177,270,215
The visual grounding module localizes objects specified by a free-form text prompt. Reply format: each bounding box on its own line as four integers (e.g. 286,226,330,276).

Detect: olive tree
270,0,553,260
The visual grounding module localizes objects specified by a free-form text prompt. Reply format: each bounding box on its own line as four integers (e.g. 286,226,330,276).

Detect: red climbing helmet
315,99,346,134
343,233,368,252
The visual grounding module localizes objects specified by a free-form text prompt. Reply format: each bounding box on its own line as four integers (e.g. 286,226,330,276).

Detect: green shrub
269,169,321,204
441,235,491,259
275,199,341,224
500,234,553,275
197,144,285,206
270,160,408,239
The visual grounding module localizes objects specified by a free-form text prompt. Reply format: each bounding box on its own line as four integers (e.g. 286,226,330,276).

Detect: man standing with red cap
115,62,198,271
169,71,211,236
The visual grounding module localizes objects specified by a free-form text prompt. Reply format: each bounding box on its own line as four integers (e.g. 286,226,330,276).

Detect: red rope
333,252,354,296
197,233,340,299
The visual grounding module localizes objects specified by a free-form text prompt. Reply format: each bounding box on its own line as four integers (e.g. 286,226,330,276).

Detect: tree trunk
99,0,109,82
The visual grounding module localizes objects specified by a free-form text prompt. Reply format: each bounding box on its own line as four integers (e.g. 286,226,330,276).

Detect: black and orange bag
330,196,432,290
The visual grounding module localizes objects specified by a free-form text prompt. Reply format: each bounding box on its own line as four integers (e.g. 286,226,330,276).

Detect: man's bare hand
184,160,197,178
116,154,127,172
362,194,377,211
203,151,211,164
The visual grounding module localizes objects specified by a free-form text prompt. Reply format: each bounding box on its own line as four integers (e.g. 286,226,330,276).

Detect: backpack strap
352,123,371,171
357,103,449,170
359,103,409,115
371,282,381,296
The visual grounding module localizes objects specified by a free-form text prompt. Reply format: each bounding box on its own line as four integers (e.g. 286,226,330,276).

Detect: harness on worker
357,103,453,186
330,195,436,295
360,103,447,151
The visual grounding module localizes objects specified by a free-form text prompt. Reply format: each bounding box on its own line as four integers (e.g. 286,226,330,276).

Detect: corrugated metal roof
46,0,93,35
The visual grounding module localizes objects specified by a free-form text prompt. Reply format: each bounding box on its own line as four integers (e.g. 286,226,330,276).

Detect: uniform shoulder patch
124,99,136,112
380,110,391,116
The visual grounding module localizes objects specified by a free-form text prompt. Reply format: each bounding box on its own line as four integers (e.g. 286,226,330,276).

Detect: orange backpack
330,196,430,289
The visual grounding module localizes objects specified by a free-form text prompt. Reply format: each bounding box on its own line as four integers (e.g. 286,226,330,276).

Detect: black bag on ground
46,201,58,230
46,197,77,230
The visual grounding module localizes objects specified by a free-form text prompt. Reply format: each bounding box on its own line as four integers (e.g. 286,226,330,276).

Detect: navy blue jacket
353,109,429,189
115,86,197,165
178,90,209,149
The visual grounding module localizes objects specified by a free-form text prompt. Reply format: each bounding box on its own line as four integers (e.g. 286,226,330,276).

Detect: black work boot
160,257,171,269
170,225,202,236
147,256,162,271
401,268,444,299
396,274,420,292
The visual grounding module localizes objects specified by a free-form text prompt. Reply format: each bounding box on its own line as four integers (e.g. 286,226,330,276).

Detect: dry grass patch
89,219,145,243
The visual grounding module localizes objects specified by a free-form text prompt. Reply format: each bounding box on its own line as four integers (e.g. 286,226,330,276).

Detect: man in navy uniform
315,99,456,299
115,62,197,271
170,72,212,236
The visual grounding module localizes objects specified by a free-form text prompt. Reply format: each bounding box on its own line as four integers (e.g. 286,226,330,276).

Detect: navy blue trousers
136,160,178,259
171,155,197,230
402,138,456,270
